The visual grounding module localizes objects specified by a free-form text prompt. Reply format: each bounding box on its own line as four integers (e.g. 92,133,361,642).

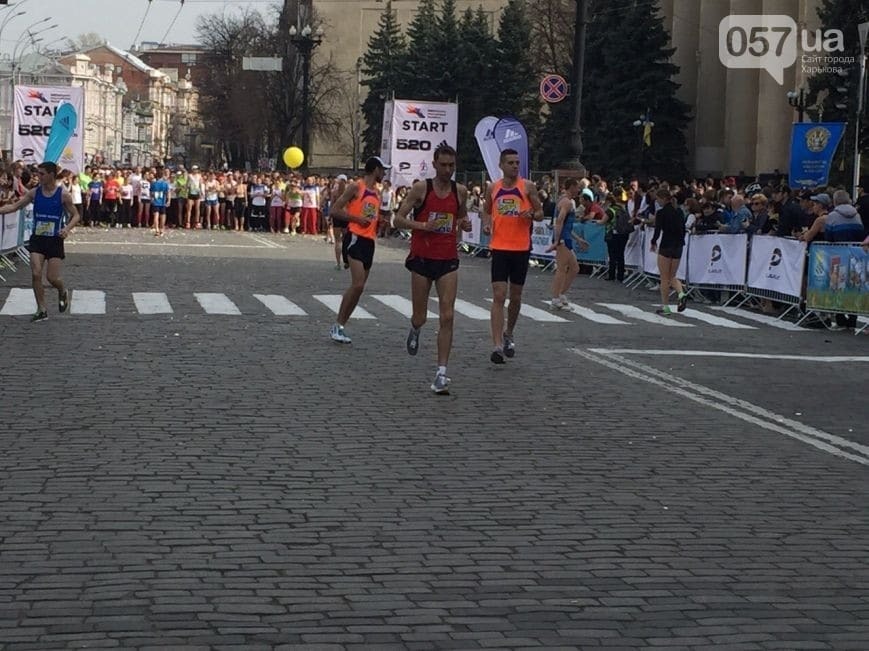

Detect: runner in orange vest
327,156,390,344
481,148,544,364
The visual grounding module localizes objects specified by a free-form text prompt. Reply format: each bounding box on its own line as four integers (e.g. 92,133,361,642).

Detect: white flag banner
624,227,642,269
530,221,555,259
474,116,501,182
379,99,394,165
462,211,482,246
13,86,85,173
687,233,748,286
746,235,806,298
388,99,458,188
1,210,20,252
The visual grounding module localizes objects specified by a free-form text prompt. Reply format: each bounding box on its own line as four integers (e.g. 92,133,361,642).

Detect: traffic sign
540,74,569,103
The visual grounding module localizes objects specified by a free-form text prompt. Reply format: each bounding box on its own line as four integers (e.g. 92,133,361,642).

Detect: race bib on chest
34,219,58,236
497,197,520,217
428,211,454,233
362,202,378,220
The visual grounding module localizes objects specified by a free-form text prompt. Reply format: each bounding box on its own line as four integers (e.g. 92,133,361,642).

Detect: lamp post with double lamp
558,0,589,176
786,87,807,122
10,18,56,82
288,23,323,169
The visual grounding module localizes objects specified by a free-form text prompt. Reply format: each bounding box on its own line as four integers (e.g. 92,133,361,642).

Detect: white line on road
0,288,36,315
677,308,756,329
194,293,242,315
587,349,869,363
313,294,375,319
245,233,283,249
548,301,629,325
597,303,694,327
710,306,808,331
253,294,307,316
485,299,567,323
132,292,173,314
70,290,105,315
572,348,869,466
372,294,437,319
68,240,267,249
442,298,489,320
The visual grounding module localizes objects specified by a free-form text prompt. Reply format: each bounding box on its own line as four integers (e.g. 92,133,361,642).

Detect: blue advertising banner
492,117,529,180
788,122,846,189
572,221,607,263
806,243,868,315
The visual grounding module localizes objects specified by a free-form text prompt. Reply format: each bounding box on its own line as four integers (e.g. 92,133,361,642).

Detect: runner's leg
30,253,46,312
434,270,458,368
336,258,369,326
490,280,507,351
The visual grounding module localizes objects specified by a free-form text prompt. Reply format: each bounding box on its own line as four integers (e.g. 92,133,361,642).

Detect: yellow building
314,0,825,176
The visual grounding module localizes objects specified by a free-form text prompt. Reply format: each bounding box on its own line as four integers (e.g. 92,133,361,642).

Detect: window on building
181,53,197,65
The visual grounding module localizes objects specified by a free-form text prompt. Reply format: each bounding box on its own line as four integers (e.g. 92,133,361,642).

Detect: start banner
746,235,806,299
385,99,458,188
687,233,747,286
13,86,85,173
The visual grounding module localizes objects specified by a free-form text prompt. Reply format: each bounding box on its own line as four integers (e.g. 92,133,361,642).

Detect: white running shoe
329,324,351,344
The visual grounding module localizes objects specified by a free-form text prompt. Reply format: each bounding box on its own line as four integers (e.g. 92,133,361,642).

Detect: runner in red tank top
394,144,471,395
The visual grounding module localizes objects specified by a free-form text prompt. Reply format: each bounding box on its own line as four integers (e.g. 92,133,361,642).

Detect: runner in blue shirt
151,169,171,237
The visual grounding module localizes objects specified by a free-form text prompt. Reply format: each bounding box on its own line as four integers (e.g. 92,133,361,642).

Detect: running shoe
655,308,673,316
31,310,48,323
503,333,515,358
329,324,351,344
406,326,420,356
58,288,70,313
431,372,451,395
490,348,506,364
677,291,688,313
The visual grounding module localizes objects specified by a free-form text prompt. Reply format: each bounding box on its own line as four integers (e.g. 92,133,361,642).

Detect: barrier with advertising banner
461,211,482,247
745,235,806,301
1,211,22,252
384,99,458,188
806,242,869,316
686,233,747,288
530,220,555,260
13,86,85,173
572,221,607,265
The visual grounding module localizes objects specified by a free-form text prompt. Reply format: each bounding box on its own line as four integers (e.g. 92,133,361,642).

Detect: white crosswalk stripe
678,308,756,329
70,290,105,315
372,294,437,319
194,292,241,315
313,294,375,319
133,292,173,314
0,288,36,315
485,299,567,323
597,303,694,327
710,306,808,331
447,298,490,320
551,301,630,325
253,294,307,316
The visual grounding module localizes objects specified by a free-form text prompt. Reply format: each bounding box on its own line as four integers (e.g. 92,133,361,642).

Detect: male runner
393,144,471,394
0,161,80,322
482,148,544,364
327,156,389,344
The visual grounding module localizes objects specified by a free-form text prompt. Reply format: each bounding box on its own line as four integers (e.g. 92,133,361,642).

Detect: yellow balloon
283,147,304,169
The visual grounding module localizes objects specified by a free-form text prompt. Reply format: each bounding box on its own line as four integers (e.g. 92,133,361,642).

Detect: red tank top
409,179,460,260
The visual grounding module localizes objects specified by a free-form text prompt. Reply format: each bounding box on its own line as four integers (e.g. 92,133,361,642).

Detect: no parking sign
540,74,569,103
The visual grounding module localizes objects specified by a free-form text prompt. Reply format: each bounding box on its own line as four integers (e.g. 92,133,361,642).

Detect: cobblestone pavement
0,228,867,649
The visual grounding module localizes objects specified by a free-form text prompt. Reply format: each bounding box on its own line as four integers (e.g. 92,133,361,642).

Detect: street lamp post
853,21,869,201
786,87,807,122
558,0,589,175
289,23,323,169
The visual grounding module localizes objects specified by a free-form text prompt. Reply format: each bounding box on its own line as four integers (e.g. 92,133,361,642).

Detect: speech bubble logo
719,14,797,85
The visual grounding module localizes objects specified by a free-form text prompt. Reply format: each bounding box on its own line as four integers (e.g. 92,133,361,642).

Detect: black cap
364,156,391,173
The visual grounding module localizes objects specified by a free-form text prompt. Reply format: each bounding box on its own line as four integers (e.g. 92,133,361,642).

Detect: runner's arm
481,186,493,234
0,188,35,214
547,198,570,251
523,181,545,221
60,190,80,236
392,181,430,231
330,182,366,224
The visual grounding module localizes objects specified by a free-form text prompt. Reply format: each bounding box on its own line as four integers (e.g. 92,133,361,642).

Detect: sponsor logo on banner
688,233,748,286
503,128,521,144
747,235,806,299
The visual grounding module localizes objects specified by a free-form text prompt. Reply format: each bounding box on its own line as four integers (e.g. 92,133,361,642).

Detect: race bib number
362,202,378,220
497,197,520,217
428,211,454,234
34,220,57,236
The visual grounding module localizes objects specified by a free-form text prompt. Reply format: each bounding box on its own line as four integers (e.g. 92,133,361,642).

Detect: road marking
245,233,283,249
678,308,756,329
0,288,36,315
253,294,307,316
70,290,105,315
572,348,869,466
485,299,567,323
132,292,173,314
372,294,437,319
710,306,807,331
68,240,267,249
548,301,629,325
587,348,869,363
194,292,242,315
446,298,489,320
313,294,375,319
597,303,693,327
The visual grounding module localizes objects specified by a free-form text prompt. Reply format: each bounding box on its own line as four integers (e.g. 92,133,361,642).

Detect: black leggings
606,233,629,281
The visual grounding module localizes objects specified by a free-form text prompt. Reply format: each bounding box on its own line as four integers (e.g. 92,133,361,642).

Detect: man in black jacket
774,186,808,237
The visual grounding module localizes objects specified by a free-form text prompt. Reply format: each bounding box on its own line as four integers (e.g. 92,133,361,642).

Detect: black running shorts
343,233,375,270
405,256,459,281
28,235,65,260
491,250,530,285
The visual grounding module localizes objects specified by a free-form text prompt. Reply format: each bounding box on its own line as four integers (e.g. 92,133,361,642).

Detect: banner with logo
624,227,642,269
641,230,688,280
572,221,607,263
746,235,806,299
462,211,482,246
1,210,21,252
806,243,869,315
687,233,748,286
387,99,458,188
492,117,529,180
13,86,85,173
531,220,555,259
474,116,500,182
788,122,846,189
